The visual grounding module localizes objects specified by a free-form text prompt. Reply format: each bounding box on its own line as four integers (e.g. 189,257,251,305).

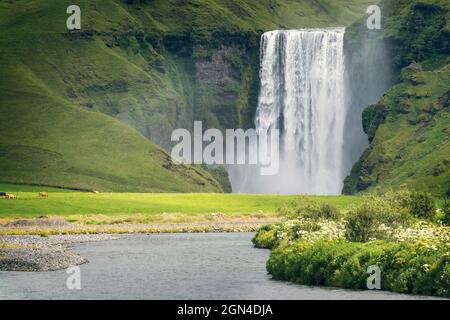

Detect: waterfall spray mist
229,28,347,194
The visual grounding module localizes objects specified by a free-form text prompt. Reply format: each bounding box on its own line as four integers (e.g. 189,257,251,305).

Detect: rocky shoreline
0,217,276,272
0,234,118,271
0,217,278,236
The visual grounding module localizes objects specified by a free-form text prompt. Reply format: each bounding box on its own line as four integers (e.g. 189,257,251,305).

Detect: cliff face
1,0,376,192
193,40,260,131
68,0,374,149
102,30,261,150
342,0,450,197
5,1,446,195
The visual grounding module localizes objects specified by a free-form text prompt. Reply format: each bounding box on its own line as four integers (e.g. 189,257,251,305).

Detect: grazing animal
39,192,49,198
5,194,17,199
210,212,225,220
92,190,100,194
0,192,6,198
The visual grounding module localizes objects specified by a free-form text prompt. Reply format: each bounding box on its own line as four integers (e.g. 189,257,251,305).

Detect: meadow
0,184,362,223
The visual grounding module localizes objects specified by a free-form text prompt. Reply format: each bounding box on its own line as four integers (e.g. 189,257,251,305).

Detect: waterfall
229,28,347,195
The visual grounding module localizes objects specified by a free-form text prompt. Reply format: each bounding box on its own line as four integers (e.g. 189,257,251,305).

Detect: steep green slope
0,80,223,192
0,0,374,192
0,1,224,192
343,0,450,197
1,0,376,148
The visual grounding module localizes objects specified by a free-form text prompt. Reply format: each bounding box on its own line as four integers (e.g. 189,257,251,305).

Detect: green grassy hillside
343,0,450,197
0,88,223,192
0,0,226,193
0,0,374,192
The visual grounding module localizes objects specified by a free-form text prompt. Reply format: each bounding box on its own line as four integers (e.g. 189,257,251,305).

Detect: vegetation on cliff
2,0,446,195
343,0,450,197
0,0,374,191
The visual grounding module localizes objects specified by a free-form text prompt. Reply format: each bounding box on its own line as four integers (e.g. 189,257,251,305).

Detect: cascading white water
229,28,347,194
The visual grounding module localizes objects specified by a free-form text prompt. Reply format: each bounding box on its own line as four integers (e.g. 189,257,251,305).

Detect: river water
0,233,439,299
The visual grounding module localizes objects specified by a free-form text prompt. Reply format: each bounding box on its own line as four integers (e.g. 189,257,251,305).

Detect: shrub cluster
252,224,279,249
254,191,449,298
252,219,335,249
344,190,439,242
441,200,450,226
345,197,412,242
278,200,341,221
267,240,450,297
382,189,436,220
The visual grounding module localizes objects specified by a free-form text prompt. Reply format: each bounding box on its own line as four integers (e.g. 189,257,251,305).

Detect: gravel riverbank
0,234,119,271
0,218,278,235
0,217,277,272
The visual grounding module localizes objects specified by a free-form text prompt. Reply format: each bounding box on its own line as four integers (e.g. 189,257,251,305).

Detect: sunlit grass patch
0,189,362,219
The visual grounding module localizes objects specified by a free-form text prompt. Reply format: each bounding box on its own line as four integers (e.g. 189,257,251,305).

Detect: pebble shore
0,234,118,271
0,217,277,272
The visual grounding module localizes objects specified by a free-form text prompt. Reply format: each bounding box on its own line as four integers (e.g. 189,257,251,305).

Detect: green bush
345,198,411,242
277,200,341,221
382,189,436,220
267,240,450,297
261,192,447,298
291,200,321,219
316,203,342,220
276,201,298,218
409,191,436,220
382,189,414,208
442,200,450,226
345,204,380,242
252,224,278,249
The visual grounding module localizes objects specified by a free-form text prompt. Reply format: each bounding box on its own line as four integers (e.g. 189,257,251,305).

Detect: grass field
0,184,363,223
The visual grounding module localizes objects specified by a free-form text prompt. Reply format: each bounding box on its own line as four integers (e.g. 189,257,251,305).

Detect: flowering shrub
266,240,450,297
381,189,436,220
253,195,450,297
252,218,345,249
409,191,436,220
392,221,449,244
345,197,412,242
277,200,342,220
442,200,450,226
252,224,279,249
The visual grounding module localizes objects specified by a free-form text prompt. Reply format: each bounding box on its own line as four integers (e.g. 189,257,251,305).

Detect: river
0,233,439,299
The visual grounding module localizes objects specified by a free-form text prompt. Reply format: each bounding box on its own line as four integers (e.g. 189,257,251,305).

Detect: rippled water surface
0,233,439,299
